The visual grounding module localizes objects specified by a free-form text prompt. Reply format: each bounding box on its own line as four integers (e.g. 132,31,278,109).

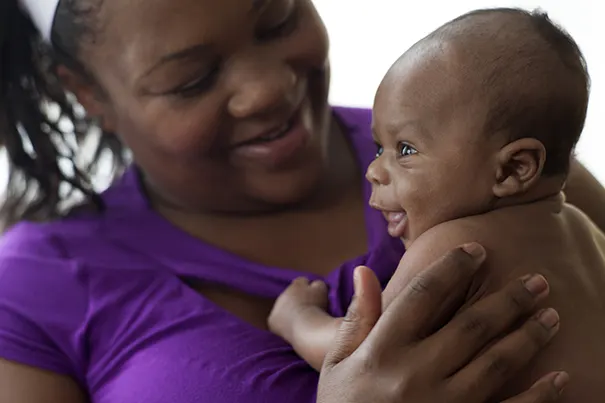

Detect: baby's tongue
386,211,407,238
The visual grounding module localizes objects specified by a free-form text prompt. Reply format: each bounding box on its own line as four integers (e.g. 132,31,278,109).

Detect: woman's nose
227,58,298,118
366,158,390,186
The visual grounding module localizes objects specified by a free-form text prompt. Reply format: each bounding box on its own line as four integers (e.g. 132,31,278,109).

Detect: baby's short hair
433,8,590,175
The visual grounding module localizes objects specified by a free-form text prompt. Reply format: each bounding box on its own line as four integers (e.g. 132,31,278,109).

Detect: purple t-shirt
0,107,403,403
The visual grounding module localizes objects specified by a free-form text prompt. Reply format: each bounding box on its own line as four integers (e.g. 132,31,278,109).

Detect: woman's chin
248,174,325,210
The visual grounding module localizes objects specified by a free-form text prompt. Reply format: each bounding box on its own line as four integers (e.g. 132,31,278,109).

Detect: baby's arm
268,278,342,371
269,221,484,371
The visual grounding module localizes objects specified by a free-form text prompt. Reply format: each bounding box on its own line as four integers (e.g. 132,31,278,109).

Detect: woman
0,0,602,401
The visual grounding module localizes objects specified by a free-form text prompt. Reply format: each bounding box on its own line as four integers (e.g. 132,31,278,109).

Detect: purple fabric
0,107,403,403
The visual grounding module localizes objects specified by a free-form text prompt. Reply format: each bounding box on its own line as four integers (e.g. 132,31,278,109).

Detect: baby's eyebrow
387,120,422,134
382,120,432,144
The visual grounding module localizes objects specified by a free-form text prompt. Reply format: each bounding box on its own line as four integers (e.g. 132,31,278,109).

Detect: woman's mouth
384,211,408,238
237,121,293,145
229,110,311,168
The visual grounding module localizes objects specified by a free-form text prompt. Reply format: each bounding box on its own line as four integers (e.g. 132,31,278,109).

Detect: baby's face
367,53,502,247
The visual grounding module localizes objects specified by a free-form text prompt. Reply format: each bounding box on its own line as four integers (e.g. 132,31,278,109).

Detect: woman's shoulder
0,209,116,265
332,105,376,168
1,219,84,258
0,218,96,303
0,212,152,327
0,220,92,381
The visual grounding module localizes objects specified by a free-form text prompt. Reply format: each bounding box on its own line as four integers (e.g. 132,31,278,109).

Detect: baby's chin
401,236,414,250
399,222,433,250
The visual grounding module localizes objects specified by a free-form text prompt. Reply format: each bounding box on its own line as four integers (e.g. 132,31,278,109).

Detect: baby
268,7,605,402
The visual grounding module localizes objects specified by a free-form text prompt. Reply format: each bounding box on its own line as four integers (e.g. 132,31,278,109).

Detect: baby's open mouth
384,210,408,238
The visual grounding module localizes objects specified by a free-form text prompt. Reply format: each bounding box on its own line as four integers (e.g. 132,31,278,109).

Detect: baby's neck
492,175,566,210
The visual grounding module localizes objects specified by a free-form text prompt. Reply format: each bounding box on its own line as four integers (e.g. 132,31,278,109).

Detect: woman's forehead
100,0,263,38
95,0,273,79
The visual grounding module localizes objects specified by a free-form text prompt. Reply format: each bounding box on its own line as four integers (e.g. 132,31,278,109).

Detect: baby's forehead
380,46,484,110
374,85,485,143
374,56,495,144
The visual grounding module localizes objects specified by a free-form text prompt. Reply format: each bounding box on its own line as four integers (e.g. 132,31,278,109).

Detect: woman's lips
229,111,311,168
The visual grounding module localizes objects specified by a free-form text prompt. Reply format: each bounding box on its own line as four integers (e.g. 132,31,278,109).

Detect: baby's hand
268,277,329,339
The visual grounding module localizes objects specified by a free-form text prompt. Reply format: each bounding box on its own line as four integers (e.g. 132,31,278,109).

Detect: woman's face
72,0,331,213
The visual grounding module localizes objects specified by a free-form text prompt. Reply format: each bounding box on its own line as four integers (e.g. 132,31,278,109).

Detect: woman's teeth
258,122,291,142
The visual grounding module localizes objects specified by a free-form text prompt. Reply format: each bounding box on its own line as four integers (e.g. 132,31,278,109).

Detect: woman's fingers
428,274,550,377
501,372,568,403
448,307,560,403
318,243,566,403
323,266,383,370
368,244,485,351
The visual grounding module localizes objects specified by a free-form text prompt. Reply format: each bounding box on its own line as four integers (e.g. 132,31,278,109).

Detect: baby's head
368,8,589,246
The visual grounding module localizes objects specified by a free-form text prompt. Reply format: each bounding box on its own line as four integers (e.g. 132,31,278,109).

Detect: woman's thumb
323,266,383,369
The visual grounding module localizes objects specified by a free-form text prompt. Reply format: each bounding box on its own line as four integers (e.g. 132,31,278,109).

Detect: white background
1,1,603,191
314,0,604,182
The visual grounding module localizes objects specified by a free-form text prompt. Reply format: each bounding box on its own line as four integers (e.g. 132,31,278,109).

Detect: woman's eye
375,143,384,159
256,7,300,41
172,65,220,98
398,143,418,157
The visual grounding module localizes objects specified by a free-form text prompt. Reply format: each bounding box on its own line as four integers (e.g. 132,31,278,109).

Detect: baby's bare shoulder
401,215,504,268
561,202,604,236
382,218,486,304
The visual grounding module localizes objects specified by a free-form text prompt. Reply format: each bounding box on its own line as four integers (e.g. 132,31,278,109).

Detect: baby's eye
398,143,418,157
375,143,384,159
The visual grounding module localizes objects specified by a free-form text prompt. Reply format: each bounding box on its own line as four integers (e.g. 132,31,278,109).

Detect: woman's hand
317,244,567,403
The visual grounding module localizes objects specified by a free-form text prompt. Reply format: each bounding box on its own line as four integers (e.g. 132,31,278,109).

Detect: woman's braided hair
0,0,127,229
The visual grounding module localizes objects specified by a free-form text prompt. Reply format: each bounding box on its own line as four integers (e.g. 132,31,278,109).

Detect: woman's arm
565,159,605,232
0,359,87,403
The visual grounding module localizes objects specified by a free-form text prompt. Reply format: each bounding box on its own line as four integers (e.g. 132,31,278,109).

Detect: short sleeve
0,223,89,381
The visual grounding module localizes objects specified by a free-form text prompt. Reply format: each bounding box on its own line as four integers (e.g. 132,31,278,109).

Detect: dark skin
2,0,603,401
272,11,605,400
61,0,605,332
318,248,570,403
564,159,605,232
62,0,369,330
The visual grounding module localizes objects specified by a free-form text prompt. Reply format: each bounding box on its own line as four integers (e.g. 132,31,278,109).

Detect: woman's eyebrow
139,44,213,81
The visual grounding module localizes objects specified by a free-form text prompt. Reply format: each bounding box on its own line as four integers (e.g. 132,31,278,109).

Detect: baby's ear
492,138,546,198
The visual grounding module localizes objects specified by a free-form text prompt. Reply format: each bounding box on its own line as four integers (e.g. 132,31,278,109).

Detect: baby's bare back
458,200,605,401
384,196,605,401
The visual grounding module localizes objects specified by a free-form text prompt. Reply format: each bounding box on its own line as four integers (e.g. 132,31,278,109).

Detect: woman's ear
492,138,546,198
55,65,117,133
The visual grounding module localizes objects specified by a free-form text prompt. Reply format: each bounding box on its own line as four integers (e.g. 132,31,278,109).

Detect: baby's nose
366,159,390,186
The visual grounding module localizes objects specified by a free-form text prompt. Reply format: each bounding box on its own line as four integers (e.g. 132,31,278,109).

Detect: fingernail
553,371,569,394
461,243,486,261
353,266,363,297
522,274,549,298
538,308,560,329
